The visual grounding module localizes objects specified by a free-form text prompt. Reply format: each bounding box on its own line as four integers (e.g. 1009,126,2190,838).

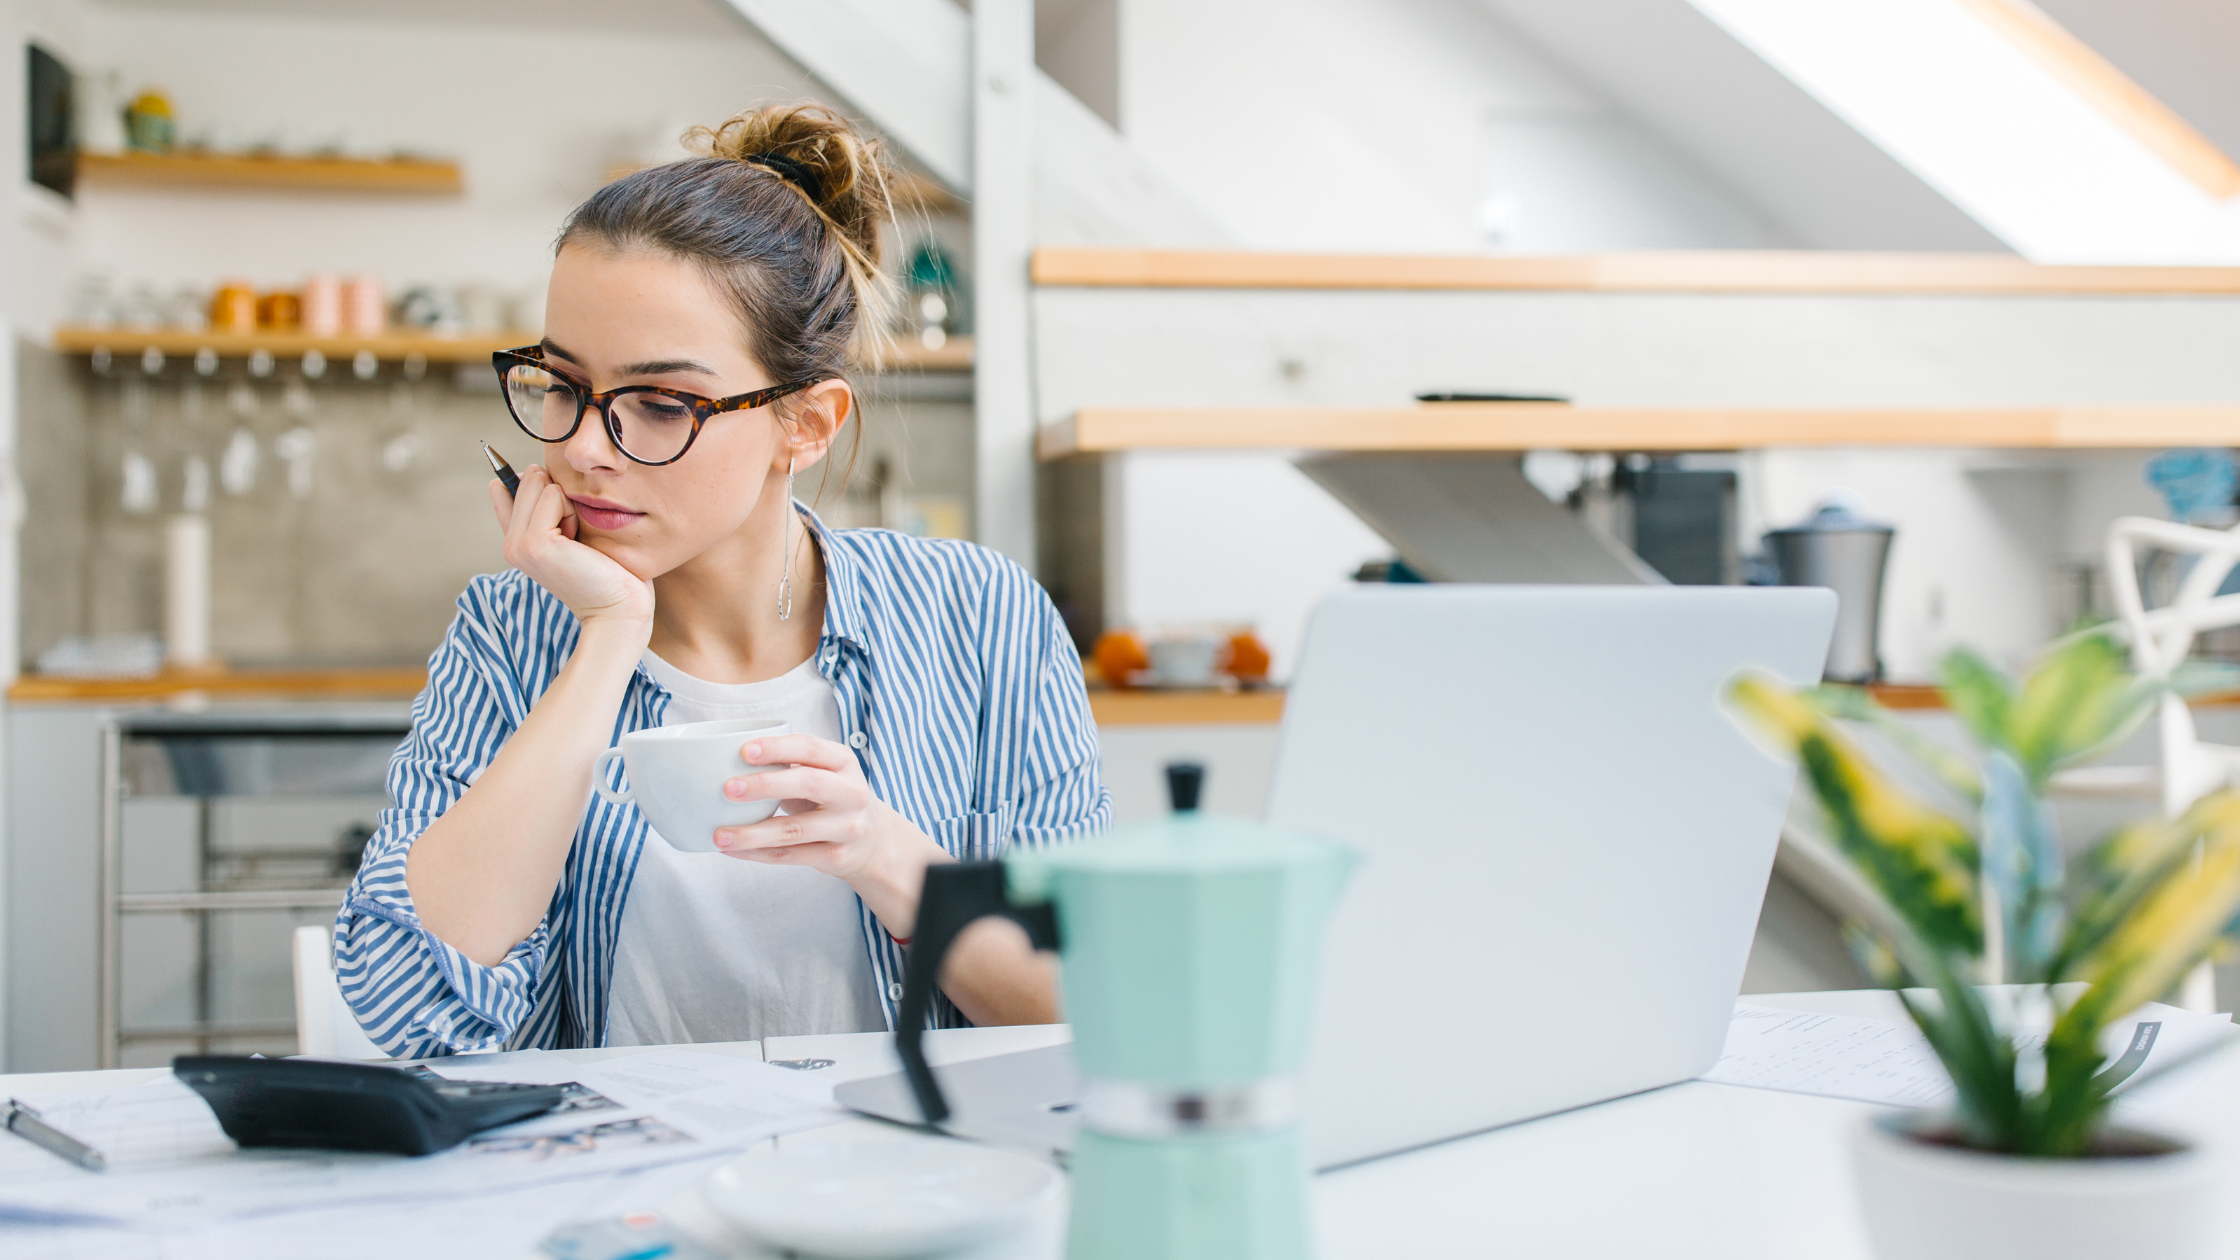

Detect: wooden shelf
53,326,534,365
866,334,973,373
1088,688,1284,726
1040,403,2240,458
1032,248,2240,295
77,150,462,194
8,666,427,704
54,326,971,372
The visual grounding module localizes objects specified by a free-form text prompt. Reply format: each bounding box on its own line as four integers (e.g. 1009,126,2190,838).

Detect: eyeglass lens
502,365,699,463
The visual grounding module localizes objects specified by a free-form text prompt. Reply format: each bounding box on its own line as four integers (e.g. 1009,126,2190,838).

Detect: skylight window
1683,0,2240,264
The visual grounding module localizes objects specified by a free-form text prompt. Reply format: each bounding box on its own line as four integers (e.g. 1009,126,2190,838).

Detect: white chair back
293,924,388,1060
2102,515,2240,1011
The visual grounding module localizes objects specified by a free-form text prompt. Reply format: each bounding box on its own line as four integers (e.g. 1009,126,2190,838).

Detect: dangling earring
777,458,796,622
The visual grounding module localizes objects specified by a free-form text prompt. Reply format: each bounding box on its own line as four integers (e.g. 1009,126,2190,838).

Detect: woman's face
533,244,843,581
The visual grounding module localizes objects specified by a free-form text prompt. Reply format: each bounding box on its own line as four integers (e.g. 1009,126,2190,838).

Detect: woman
337,104,1109,1057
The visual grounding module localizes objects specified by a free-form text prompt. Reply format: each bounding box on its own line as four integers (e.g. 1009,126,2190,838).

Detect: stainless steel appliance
1767,500,1895,683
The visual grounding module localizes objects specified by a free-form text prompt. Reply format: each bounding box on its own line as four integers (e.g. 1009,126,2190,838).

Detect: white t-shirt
603,650,890,1047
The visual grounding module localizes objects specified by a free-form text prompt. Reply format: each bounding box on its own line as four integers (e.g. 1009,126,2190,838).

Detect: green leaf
1938,648,2015,757
2065,795,2240,1029
1898,974,2020,1149
1980,751,2065,982
2006,634,2153,785
1798,737,1982,958
1729,673,1982,958
1805,684,1983,802
2053,814,2202,982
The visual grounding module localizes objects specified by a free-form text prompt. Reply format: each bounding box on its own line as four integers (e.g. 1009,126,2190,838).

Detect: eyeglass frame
491,344,821,467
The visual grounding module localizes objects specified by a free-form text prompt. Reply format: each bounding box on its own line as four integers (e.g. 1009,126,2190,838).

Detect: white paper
1702,1000,2238,1117
433,1048,836,1144
4,1151,739,1260
0,1050,837,1234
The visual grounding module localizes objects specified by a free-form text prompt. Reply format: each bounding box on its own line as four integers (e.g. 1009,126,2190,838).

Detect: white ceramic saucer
701,1129,1060,1258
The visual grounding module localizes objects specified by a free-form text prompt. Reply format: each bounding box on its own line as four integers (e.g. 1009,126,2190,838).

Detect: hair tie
742,151,825,204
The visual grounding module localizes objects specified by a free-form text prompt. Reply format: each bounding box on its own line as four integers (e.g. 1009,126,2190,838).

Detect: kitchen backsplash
18,342,973,671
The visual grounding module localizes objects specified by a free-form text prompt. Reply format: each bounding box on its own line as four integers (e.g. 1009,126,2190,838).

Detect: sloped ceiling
1472,0,2008,252
2033,0,2240,163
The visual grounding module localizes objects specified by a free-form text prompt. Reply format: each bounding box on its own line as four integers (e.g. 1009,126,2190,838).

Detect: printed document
1702,1000,2237,1116
0,1048,836,1233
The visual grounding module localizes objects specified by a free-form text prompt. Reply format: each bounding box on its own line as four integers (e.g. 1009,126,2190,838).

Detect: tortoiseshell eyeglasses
492,344,817,467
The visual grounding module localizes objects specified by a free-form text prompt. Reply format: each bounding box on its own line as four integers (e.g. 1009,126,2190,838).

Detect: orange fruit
1092,630,1150,689
1225,630,1271,682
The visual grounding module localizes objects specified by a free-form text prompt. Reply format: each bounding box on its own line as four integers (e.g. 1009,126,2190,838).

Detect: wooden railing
1031,248,2240,295
1040,403,2240,459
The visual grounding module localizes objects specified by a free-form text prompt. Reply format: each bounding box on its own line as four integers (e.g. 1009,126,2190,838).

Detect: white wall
1118,0,1776,255
1107,452,1389,678
58,3,817,305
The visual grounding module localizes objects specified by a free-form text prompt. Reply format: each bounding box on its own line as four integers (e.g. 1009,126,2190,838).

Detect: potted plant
1727,633,2240,1260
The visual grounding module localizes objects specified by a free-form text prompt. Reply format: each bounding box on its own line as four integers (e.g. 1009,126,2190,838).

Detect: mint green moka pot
895,815,1356,1260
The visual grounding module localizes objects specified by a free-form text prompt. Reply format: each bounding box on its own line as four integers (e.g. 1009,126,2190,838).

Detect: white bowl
702,1130,1059,1258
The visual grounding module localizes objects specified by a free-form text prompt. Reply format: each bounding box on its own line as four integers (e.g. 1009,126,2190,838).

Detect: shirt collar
800,501,869,654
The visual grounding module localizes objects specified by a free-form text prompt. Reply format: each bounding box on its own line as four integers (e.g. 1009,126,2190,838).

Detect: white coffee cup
592,718,790,853
1148,634,1222,687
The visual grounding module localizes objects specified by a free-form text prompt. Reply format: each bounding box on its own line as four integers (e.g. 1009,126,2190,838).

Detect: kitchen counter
8,667,1291,726
19,673,2233,716
7,667,428,703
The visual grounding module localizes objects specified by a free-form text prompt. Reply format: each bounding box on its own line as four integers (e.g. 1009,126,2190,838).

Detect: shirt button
888,981,905,1001
822,645,839,664
849,732,867,750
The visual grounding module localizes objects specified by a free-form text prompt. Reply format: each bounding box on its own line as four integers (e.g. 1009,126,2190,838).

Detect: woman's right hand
489,465,654,630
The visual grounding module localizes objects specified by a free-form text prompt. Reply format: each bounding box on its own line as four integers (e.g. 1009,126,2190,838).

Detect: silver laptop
838,585,1836,1168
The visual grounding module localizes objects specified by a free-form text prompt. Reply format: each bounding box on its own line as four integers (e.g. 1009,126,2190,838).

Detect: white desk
8,992,2239,1259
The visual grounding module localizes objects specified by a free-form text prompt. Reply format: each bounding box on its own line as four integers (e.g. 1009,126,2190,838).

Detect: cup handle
591,747,632,805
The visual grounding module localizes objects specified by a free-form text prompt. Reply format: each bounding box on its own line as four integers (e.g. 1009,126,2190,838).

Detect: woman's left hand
714,733,947,932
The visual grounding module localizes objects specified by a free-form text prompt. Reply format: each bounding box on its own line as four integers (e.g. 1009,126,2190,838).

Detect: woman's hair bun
685,103,893,275
560,100,900,435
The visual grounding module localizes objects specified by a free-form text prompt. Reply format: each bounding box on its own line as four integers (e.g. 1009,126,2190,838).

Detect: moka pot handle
896,861,1061,1125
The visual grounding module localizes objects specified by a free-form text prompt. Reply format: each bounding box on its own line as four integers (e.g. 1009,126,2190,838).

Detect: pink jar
341,274,386,337
300,272,342,337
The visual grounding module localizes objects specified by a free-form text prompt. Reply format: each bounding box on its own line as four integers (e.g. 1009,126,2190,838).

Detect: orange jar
209,282,257,333
256,290,301,330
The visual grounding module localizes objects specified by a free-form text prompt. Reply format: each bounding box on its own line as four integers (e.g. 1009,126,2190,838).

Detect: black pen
481,440,521,498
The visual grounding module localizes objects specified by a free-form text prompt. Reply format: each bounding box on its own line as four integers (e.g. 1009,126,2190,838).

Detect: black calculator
174,1056,568,1156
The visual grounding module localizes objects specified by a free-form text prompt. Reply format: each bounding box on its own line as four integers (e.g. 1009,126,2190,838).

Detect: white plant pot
1851,1112,2219,1260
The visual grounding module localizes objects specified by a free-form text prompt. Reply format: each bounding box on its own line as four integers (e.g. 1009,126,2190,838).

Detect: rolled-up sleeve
334,579,550,1058
990,562,1112,857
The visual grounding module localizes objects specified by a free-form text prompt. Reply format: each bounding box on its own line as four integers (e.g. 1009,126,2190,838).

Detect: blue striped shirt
335,507,1111,1058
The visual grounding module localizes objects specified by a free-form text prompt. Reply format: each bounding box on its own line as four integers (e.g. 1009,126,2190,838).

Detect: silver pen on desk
4,1098,106,1171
